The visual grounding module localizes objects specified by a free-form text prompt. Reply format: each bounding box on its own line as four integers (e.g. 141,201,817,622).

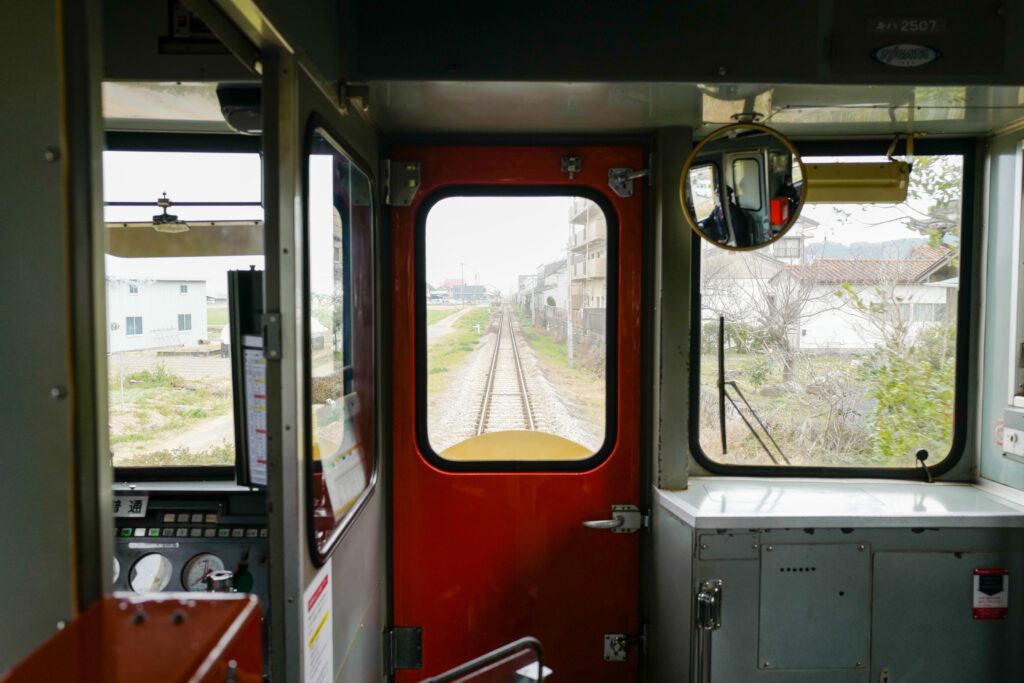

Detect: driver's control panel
112,486,268,604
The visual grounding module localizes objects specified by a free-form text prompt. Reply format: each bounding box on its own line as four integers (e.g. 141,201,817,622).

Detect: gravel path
427,309,603,455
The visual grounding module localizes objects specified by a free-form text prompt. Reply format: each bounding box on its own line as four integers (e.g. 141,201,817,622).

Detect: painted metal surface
658,478,1024,529
0,593,262,683
391,145,644,681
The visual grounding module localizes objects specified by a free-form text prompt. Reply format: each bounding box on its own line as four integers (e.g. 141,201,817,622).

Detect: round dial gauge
128,553,173,592
113,557,120,584
182,553,226,592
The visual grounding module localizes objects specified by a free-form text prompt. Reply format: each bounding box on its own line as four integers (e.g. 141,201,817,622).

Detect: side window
103,149,264,468
305,127,375,561
686,164,718,223
422,194,613,465
732,158,762,210
696,154,963,471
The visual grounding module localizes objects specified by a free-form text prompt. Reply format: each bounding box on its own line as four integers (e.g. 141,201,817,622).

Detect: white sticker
113,495,148,518
973,568,1009,620
243,347,268,486
322,394,368,518
303,564,333,682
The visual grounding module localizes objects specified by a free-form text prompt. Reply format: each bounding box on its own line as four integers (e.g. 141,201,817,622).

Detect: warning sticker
973,568,1009,620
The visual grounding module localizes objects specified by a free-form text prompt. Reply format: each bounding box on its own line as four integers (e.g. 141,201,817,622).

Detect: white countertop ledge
656,478,1024,529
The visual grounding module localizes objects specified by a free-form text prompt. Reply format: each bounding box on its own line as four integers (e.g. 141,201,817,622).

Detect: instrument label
973,568,1009,620
113,495,148,518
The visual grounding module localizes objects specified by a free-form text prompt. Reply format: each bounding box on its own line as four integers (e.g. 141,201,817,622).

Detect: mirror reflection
681,123,804,250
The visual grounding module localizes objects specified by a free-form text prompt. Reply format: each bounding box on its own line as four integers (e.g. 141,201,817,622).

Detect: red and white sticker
973,568,1009,620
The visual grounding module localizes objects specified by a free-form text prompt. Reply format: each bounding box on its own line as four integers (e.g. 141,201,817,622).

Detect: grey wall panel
349,1,1024,86
650,502,694,682
758,543,870,670
0,0,78,673
331,493,385,682
981,130,1024,491
872,551,1024,682
103,0,250,81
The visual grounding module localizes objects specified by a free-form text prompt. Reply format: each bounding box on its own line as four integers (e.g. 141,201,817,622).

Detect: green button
217,528,230,538
120,528,132,537
148,528,160,537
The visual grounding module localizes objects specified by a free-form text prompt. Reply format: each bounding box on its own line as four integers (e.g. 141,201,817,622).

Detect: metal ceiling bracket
384,160,421,206
561,155,582,180
608,168,650,198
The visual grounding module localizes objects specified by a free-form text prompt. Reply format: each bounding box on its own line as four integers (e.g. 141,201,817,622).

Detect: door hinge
383,159,421,206
604,623,647,662
608,167,651,198
262,311,281,360
384,626,422,674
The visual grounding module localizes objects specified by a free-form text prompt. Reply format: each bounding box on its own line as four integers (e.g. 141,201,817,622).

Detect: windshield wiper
717,316,790,465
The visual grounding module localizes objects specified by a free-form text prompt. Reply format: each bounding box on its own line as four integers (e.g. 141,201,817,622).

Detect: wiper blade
717,315,790,465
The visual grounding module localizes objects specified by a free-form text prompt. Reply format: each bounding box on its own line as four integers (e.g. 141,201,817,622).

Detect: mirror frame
679,122,807,251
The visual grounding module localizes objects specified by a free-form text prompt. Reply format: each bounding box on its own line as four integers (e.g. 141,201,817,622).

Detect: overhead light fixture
152,192,190,233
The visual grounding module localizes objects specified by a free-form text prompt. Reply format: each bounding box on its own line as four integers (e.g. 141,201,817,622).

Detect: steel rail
476,306,504,435
507,311,535,431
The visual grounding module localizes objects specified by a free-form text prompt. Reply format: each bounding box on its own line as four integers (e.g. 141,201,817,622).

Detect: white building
106,278,208,353
701,246,956,352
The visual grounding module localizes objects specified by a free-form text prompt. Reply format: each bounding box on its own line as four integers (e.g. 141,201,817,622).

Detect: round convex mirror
680,122,806,250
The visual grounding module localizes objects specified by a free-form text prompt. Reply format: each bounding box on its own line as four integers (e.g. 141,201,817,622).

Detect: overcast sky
425,196,576,295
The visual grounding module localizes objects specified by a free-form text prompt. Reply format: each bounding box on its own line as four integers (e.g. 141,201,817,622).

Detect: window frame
730,156,763,211
177,313,192,331
414,185,620,473
125,315,143,336
688,137,977,479
301,116,378,566
686,161,720,224
107,133,262,483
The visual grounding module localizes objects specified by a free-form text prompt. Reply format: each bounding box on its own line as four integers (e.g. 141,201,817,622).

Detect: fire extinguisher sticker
973,568,1009,620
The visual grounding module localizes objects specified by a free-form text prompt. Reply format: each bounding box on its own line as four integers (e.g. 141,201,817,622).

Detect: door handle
582,518,624,530
581,504,646,533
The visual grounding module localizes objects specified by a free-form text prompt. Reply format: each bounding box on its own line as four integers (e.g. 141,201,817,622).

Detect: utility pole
566,229,574,369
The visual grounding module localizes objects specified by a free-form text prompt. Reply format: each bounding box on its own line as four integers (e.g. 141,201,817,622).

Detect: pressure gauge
129,553,173,592
182,553,226,592
113,557,120,584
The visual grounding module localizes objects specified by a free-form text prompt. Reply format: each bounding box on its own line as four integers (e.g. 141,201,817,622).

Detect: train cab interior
7,1,1024,681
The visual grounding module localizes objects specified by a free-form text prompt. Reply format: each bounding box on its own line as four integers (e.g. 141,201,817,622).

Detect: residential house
106,278,208,353
568,196,608,333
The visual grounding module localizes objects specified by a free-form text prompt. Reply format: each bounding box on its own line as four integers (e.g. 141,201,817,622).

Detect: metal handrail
422,637,544,683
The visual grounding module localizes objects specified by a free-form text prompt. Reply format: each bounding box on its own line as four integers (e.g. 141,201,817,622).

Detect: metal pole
566,243,574,369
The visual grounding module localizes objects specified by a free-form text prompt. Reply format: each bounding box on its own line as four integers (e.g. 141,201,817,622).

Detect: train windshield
697,154,963,469
103,150,264,468
423,195,610,462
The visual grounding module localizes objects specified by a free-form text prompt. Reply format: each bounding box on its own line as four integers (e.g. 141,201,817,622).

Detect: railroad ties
476,305,535,435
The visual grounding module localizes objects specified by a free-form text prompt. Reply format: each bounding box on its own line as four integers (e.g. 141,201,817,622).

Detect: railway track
476,305,535,434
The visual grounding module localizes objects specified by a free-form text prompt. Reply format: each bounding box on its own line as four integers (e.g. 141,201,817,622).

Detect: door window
421,193,614,464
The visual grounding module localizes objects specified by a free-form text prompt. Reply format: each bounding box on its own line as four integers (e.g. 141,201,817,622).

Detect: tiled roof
908,245,950,261
787,254,949,284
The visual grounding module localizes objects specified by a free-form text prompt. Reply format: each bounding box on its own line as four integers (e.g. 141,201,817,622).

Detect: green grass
426,306,493,397
113,442,235,467
427,309,456,325
108,362,233,463
207,305,228,326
